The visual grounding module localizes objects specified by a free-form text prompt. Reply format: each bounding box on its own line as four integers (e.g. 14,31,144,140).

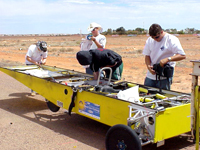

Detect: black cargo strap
68,87,77,116
155,74,162,93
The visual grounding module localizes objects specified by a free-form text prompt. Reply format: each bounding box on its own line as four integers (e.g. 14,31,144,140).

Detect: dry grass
0,34,199,93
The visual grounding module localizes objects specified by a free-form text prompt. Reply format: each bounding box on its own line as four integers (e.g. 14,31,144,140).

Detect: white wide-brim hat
87,22,102,32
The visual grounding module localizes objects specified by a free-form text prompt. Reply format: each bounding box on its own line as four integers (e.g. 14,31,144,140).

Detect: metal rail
97,67,112,86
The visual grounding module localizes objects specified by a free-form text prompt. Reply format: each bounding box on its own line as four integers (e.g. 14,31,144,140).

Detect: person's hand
35,62,41,67
160,58,168,67
90,36,96,42
147,65,156,75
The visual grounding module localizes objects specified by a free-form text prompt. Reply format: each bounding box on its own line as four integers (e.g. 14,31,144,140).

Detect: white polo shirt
25,45,48,65
143,33,185,80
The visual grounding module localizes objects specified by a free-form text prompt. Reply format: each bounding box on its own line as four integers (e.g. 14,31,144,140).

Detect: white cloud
63,0,92,4
0,0,200,34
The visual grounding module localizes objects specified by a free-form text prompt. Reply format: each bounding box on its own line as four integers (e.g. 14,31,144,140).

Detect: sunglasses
92,28,97,32
154,35,160,39
152,34,160,39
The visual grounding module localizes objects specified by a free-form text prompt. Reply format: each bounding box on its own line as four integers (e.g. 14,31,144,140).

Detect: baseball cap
37,41,47,52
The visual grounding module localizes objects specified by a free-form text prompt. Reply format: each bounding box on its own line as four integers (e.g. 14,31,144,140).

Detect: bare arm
26,56,40,66
105,62,117,68
91,37,103,48
41,58,47,65
160,54,186,67
93,71,99,80
145,55,155,75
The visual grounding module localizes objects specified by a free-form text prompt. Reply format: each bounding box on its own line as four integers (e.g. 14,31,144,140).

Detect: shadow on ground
0,91,195,150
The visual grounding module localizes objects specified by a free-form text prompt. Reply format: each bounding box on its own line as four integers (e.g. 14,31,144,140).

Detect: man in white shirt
81,22,107,75
25,41,48,66
143,24,186,90
88,22,106,49
25,41,48,95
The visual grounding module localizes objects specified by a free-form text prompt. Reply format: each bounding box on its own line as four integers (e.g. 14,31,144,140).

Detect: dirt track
0,35,199,149
0,68,196,150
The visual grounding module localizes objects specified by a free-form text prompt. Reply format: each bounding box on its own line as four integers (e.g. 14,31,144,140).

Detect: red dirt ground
1,34,200,93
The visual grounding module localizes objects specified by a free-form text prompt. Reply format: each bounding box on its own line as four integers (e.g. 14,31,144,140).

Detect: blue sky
0,0,199,34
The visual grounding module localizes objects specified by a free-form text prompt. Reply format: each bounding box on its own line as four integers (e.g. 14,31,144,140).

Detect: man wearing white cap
82,22,107,75
88,22,106,49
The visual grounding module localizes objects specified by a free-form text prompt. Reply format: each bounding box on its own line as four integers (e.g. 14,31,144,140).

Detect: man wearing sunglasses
25,41,48,96
143,23,186,90
87,22,106,49
25,41,48,66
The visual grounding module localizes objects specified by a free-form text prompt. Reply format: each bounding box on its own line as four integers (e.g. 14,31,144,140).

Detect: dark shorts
144,77,173,90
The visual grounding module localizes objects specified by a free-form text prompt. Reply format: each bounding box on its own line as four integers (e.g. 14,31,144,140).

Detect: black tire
105,124,141,150
46,99,60,112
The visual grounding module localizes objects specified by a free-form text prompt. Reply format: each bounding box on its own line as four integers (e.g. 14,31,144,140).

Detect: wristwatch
168,57,171,62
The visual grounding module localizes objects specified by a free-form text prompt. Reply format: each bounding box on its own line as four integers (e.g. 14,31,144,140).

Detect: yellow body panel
0,66,131,127
0,65,197,145
0,66,74,109
154,103,191,142
74,91,131,126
